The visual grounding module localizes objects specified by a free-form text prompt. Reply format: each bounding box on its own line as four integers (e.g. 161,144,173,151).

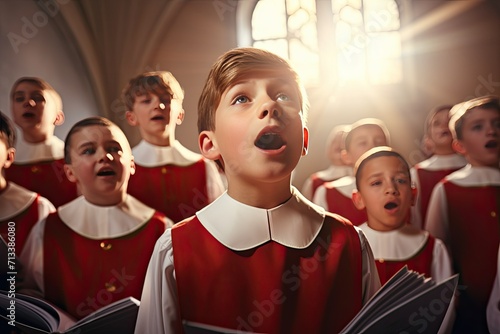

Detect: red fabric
172,214,363,334
325,187,367,226
0,195,40,256
444,182,499,333
5,160,78,207
375,234,435,285
416,167,460,228
43,211,168,319
127,160,208,223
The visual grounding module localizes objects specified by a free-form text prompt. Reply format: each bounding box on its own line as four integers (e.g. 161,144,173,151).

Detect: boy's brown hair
0,111,16,148
449,95,500,140
10,77,63,112
122,71,184,112
197,47,309,134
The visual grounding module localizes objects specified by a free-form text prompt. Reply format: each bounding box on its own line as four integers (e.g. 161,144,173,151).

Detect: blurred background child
426,95,500,333
5,77,78,207
313,117,390,225
123,71,225,223
301,124,351,200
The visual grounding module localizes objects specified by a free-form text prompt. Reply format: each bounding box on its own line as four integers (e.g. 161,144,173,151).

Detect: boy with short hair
123,71,225,223
352,146,455,332
301,124,352,200
0,111,55,257
426,95,500,333
6,77,78,207
313,118,390,226
20,117,172,320
135,47,380,333
410,105,467,229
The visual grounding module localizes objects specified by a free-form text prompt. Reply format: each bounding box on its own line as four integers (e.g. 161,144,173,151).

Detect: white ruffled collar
0,182,36,220
132,140,202,167
325,175,356,197
358,223,428,260
58,195,156,239
446,164,500,186
196,187,325,251
14,137,64,163
416,154,467,170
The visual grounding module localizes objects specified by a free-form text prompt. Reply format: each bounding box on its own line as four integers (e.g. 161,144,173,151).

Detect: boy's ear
125,111,138,126
199,130,220,161
410,185,417,206
130,156,136,175
175,108,185,126
302,126,309,156
54,111,65,126
3,148,16,169
341,149,353,166
352,190,366,210
63,164,78,183
452,139,466,155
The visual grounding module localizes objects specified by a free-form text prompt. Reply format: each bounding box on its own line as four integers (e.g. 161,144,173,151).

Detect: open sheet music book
0,290,139,334
340,266,458,334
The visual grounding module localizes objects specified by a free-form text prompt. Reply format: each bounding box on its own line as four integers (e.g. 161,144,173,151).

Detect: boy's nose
25,99,36,107
259,101,282,119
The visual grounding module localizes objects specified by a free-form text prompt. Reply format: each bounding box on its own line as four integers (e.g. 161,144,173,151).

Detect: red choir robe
19,195,171,320
127,140,225,223
313,176,367,226
0,182,54,256
301,165,352,200
5,137,78,207
410,154,466,229
134,188,381,334
426,165,500,334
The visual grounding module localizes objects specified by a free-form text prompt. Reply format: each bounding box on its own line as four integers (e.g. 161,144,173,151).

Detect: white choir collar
196,187,325,251
58,195,156,239
0,182,37,220
416,154,467,170
358,223,428,260
446,164,500,186
132,139,202,167
14,137,64,163
325,175,356,197
316,165,353,180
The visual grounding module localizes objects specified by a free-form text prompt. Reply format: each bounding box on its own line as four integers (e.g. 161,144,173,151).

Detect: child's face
327,131,345,166
352,156,415,231
428,110,452,149
453,107,500,167
200,70,308,185
343,125,388,166
64,125,135,205
11,81,61,135
126,91,177,139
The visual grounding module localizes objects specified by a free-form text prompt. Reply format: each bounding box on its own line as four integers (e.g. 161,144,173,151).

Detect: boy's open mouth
150,115,165,121
97,168,116,176
384,202,398,210
485,140,498,149
22,112,36,118
255,132,285,150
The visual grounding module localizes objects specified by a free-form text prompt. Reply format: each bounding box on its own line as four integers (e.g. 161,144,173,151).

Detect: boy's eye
14,96,25,103
277,93,290,102
82,148,96,155
32,94,45,102
471,124,482,131
370,180,382,187
108,146,123,154
233,96,249,104
396,178,408,185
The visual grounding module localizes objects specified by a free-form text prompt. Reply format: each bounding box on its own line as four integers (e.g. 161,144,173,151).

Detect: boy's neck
432,146,455,156
226,179,293,209
0,177,6,193
23,131,52,144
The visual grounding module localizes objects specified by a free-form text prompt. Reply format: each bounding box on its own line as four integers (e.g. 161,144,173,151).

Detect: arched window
237,0,403,87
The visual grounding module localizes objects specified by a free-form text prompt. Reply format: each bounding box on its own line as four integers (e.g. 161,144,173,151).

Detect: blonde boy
135,48,380,333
